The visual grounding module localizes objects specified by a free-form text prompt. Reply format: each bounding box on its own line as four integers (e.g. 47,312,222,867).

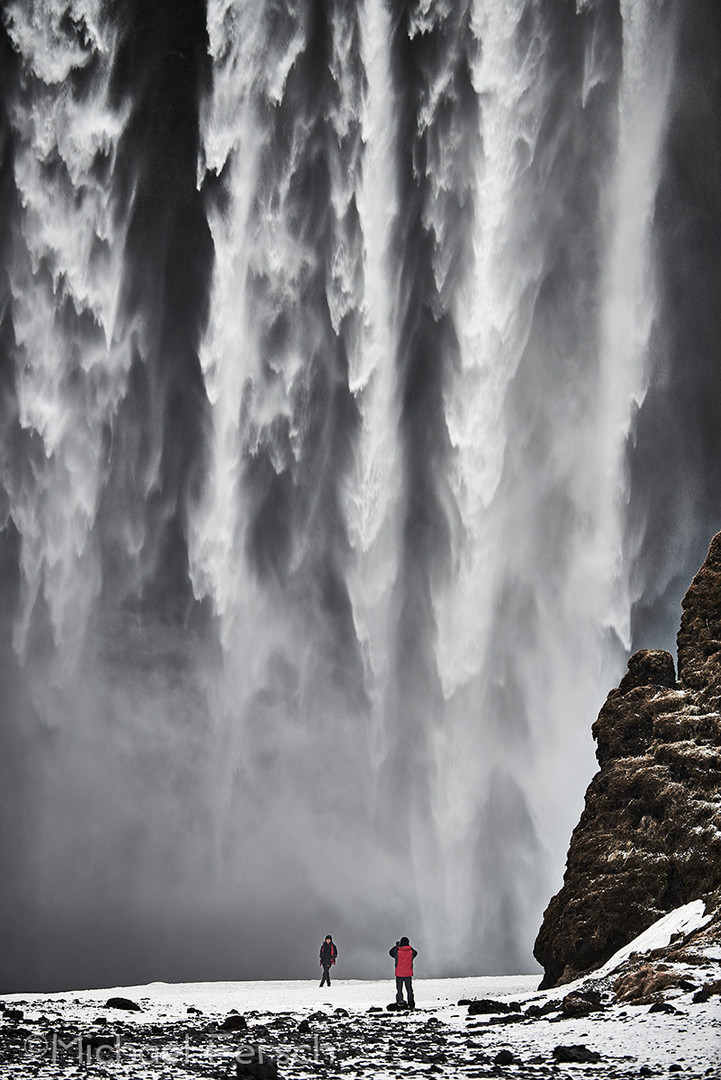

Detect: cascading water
1,0,720,991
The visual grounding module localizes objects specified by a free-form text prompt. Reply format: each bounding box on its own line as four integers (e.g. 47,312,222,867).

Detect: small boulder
553,1044,601,1064
494,1048,516,1065
692,978,721,1003
561,992,602,1017
219,1013,248,1032
104,997,142,1012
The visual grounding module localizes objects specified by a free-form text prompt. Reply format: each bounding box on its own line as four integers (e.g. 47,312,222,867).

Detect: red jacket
393,944,415,977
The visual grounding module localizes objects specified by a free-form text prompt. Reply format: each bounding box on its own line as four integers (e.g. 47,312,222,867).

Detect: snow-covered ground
1,904,719,1078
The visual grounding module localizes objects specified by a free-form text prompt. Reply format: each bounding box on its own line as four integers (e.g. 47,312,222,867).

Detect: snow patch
598,899,712,976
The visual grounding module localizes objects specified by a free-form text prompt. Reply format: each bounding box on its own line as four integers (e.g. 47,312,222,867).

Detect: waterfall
1,0,718,991
0,0,128,663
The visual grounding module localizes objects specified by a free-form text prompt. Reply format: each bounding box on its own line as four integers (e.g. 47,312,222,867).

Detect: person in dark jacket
389,936,417,1008
319,935,337,987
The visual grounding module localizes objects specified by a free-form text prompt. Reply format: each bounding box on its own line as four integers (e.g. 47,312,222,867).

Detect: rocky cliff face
534,533,721,988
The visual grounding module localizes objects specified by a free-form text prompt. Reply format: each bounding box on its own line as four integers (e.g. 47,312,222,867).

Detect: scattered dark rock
534,533,721,988
524,999,559,1017
466,999,518,1016
367,1006,382,1013
552,1044,601,1063
219,1013,248,1031
8,1027,32,1039
386,1002,408,1011
104,996,142,1012
333,1007,349,1017
297,1018,311,1033
187,1006,202,1014
93,1016,108,1025
236,1045,279,1080
308,1011,329,1022
3,1009,24,1022
80,1033,117,1053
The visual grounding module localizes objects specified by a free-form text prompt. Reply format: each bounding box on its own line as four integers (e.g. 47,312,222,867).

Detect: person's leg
395,976,405,1004
320,965,330,987
406,977,415,1009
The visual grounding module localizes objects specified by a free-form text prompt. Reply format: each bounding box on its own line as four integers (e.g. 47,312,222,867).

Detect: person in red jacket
319,935,337,987
389,936,417,1009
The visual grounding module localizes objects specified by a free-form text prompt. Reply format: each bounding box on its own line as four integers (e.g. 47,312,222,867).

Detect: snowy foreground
1,906,719,1079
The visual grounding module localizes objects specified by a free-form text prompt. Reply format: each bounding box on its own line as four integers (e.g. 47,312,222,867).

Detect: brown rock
619,649,677,693
534,533,721,988
560,992,602,1017
678,532,721,696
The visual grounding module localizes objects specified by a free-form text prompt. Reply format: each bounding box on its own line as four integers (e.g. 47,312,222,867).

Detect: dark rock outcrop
534,533,721,987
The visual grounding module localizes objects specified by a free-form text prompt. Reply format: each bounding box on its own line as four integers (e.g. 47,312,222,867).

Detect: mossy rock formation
534,534,721,987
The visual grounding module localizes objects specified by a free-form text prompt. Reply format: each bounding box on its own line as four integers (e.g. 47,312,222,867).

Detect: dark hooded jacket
320,938,337,966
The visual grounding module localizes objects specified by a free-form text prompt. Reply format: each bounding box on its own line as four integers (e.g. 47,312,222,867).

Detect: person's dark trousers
396,976,414,1008
320,964,332,987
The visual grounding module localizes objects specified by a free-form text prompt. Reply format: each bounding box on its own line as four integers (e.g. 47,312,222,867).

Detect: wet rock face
534,535,721,988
